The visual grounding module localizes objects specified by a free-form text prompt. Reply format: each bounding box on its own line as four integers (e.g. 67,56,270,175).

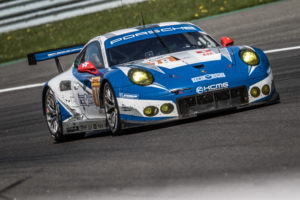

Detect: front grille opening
177,86,248,116
197,93,214,104
231,87,248,104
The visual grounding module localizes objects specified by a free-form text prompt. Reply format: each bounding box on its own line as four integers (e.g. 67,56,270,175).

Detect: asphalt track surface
1,0,300,199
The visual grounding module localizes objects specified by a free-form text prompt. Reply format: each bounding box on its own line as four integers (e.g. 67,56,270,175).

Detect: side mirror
221,36,234,47
78,61,99,75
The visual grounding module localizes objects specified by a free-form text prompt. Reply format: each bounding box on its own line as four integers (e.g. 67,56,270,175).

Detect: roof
102,21,192,39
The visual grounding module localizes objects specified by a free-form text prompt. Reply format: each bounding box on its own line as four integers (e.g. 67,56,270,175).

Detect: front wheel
103,82,122,135
45,88,64,142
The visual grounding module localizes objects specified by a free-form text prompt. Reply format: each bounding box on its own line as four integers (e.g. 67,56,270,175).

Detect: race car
28,22,279,141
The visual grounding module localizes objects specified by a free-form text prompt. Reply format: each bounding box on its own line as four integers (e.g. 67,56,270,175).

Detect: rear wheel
103,82,121,135
45,89,64,141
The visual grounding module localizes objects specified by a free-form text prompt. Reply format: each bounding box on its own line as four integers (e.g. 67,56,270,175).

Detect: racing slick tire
103,82,122,135
45,88,65,142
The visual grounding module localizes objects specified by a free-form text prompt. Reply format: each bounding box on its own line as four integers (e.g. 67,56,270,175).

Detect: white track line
0,45,300,94
0,82,45,94
264,45,300,54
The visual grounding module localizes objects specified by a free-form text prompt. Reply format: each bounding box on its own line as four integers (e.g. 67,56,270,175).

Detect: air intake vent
193,64,204,69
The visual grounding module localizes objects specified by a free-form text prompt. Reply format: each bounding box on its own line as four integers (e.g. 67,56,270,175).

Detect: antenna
141,9,146,26
120,0,128,28
135,0,146,27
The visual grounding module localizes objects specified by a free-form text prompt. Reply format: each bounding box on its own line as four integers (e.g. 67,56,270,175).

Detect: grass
0,0,279,64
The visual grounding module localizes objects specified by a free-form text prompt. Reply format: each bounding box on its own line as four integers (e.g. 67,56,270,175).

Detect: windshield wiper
190,44,205,49
151,29,171,53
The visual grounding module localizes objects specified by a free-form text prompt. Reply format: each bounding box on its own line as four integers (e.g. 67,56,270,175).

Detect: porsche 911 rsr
28,22,279,141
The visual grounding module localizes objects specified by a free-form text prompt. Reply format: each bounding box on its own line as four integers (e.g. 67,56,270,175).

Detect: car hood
116,47,237,90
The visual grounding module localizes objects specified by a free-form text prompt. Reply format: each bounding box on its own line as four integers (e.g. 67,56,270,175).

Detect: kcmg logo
196,82,229,94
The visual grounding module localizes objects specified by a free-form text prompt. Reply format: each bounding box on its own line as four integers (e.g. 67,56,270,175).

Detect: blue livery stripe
72,67,93,89
120,114,174,122
57,101,72,122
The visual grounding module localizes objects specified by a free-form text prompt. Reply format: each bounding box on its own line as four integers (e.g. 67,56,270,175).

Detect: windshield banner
105,24,201,49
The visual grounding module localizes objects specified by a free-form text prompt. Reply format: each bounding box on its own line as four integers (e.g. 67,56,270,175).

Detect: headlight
239,49,260,66
250,87,260,97
160,103,174,114
262,84,270,95
144,106,159,117
128,68,154,86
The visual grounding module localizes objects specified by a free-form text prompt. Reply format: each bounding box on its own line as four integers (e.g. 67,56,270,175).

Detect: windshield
106,32,219,66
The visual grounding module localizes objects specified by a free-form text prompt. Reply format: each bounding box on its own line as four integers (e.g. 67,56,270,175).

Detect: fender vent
193,64,204,69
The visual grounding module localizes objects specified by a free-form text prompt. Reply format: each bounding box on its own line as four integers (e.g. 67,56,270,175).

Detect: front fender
229,46,269,79
99,68,131,107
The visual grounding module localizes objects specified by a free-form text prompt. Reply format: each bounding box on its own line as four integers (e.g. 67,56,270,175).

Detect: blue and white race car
28,22,279,141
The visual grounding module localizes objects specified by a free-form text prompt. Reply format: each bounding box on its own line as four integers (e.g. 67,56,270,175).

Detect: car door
73,41,106,119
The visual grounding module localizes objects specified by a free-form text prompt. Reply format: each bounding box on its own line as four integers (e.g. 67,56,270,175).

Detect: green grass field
0,0,279,63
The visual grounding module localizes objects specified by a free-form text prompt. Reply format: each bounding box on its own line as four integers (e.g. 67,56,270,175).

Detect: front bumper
119,72,279,128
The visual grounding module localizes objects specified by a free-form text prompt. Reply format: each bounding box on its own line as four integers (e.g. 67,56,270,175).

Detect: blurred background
0,0,278,64
1,1,300,200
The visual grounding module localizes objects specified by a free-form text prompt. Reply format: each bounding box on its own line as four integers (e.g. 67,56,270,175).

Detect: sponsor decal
192,73,226,83
79,122,105,131
146,56,178,66
110,26,197,45
80,62,89,68
91,77,101,106
119,93,139,99
196,82,229,94
78,94,94,107
196,49,214,56
47,48,82,57
120,104,134,112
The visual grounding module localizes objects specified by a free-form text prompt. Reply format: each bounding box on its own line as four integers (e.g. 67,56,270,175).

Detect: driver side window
74,41,104,69
85,42,104,69
74,49,85,68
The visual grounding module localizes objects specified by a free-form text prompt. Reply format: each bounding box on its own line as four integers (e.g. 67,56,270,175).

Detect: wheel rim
45,90,59,134
104,85,118,130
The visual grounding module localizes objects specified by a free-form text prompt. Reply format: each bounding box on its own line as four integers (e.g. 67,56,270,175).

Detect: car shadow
56,100,280,143
119,100,280,136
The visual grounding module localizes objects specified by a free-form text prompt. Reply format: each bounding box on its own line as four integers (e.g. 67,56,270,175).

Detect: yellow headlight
144,106,158,117
262,84,270,95
250,87,260,98
128,68,154,86
239,49,260,66
160,103,174,114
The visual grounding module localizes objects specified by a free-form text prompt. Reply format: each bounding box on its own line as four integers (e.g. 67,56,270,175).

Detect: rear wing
27,45,84,73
